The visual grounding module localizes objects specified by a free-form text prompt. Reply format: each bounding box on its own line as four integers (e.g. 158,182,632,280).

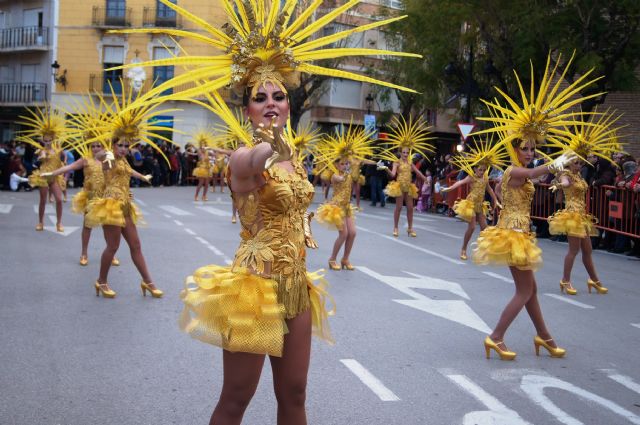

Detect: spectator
10,169,31,191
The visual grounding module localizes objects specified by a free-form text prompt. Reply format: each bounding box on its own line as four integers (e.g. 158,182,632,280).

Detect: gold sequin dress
85,158,142,227
29,149,65,188
316,173,353,230
192,152,213,178
212,153,227,175
473,166,542,270
384,161,418,198
350,159,366,186
72,159,105,214
548,170,598,238
453,176,491,222
179,162,333,356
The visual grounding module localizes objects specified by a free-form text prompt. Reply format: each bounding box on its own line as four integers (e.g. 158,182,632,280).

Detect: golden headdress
17,104,68,149
315,119,375,173
64,94,114,158
284,121,322,162
109,0,420,100
379,115,435,162
451,136,510,177
192,128,217,149
474,52,604,165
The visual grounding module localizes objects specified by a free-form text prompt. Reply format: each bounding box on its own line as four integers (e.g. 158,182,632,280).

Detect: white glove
376,160,388,171
547,150,577,175
144,174,152,183
103,150,115,164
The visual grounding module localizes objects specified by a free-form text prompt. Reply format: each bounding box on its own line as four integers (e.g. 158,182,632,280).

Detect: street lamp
365,93,374,115
51,60,67,90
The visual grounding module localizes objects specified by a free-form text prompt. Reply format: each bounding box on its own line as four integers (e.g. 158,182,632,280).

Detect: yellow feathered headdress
212,106,254,150
315,119,375,173
64,94,114,158
451,136,510,177
108,0,420,100
379,115,435,162
473,52,604,165
284,121,322,162
17,104,68,149
191,128,217,149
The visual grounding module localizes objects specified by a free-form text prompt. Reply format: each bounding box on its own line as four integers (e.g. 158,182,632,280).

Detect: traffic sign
457,123,476,141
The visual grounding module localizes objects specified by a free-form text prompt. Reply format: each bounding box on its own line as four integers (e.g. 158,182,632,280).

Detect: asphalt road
1,186,639,425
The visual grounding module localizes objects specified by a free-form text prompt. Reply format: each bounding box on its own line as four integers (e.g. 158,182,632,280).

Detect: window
330,79,362,109
153,46,174,94
103,45,124,94
106,0,126,25
380,0,403,9
157,0,176,18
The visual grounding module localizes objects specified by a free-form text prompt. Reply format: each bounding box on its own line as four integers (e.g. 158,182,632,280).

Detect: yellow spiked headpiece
379,115,435,162
315,119,375,173
284,121,322,162
17,104,67,143
451,136,510,177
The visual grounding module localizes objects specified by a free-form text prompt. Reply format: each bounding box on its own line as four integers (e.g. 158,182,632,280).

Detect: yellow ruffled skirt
357,175,366,186
453,199,490,222
384,181,418,199
72,190,89,214
320,169,333,182
548,210,599,238
179,265,334,356
193,166,212,178
28,171,63,188
316,203,351,230
473,227,542,271
85,198,143,227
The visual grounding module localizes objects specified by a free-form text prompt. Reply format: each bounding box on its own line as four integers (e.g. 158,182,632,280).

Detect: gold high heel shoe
559,280,577,295
56,223,64,233
94,281,116,298
587,278,608,294
111,257,120,266
79,255,88,266
231,216,237,223
407,229,417,237
35,223,44,231
393,228,399,237
484,336,516,360
202,196,208,201
328,260,341,271
341,260,355,271
141,281,164,298
460,250,468,260
534,335,566,358
194,195,199,201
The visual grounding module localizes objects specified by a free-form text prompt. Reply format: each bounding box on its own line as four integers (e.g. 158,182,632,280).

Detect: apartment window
152,46,174,94
106,0,126,25
380,0,403,9
331,79,362,109
156,0,176,19
103,45,124,94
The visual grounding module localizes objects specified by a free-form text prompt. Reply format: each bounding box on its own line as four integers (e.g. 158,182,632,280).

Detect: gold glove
303,212,319,249
254,118,292,169
549,182,561,193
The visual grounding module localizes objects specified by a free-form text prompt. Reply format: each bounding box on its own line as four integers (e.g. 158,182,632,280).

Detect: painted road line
340,359,400,402
196,206,232,217
358,225,465,265
173,220,184,226
631,323,640,329
44,215,79,236
483,271,512,283
163,213,172,219
135,199,147,207
207,245,224,256
544,293,595,309
601,370,640,395
357,212,387,220
160,205,193,216
412,223,461,239
0,204,13,214
195,236,210,246
184,228,196,236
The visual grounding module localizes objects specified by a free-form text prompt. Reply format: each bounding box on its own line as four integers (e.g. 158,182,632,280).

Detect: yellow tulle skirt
193,166,212,178
357,175,366,186
28,171,63,188
384,181,418,199
473,227,543,271
316,203,351,230
548,210,599,238
212,164,226,175
85,198,143,228
320,169,333,182
72,190,89,214
179,265,334,356
453,199,490,222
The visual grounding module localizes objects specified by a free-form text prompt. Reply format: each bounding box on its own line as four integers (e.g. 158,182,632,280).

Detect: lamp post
365,93,374,115
51,60,67,90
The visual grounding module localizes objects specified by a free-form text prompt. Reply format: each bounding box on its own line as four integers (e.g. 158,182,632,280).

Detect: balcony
92,6,132,28
0,27,50,53
143,7,181,28
0,83,47,105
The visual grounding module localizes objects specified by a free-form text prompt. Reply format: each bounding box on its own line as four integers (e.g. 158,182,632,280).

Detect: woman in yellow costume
84,83,176,299
315,123,375,271
109,0,419,422
190,130,215,201
472,53,603,360
442,139,505,260
546,110,623,295
212,151,228,193
18,106,69,232
379,115,434,237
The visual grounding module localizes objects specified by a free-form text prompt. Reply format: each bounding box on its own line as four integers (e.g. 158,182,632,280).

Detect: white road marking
196,206,232,217
0,204,13,214
160,205,193,216
631,323,640,329
184,228,196,236
412,223,461,239
359,267,491,334
33,204,56,214
340,359,400,402
444,373,532,425
357,225,465,265
207,245,224,256
483,271,512,283
135,199,147,207
195,236,210,246
43,215,79,236
163,213,172,219
601,370,640,395
543,293,595,309
356,212,387,220
173,220,184,226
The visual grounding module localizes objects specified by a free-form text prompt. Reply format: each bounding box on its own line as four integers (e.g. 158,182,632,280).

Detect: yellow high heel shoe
56,223,64,233
407,229,417,237
141,281,164,298
460,250,468,260
328,260,341,271
587,278,608,294
94,281,116,298
194,195,199,201
341,260,355,271
559,280,577,295
79,255,88,266
35,223,44,231
484,336,516,360
231,216,237,224
202,196,208,201
393,228,399,237
111,257,120,266
534,335,566,358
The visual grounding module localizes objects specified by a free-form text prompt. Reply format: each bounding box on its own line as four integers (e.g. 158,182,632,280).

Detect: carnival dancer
18,106,69,232
379,115,434,237
315,123,375,271
190,130,215,201
212,151,228,193
472,53,603,360
109,0,419,422
546,110,624,295
442,139,506,260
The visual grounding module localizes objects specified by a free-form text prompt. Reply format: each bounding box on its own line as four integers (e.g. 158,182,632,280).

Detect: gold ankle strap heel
94,281,116,298
141,281,164,298
534,335,566,358
587,278,608,294
484,336,516,360
559,280,577,295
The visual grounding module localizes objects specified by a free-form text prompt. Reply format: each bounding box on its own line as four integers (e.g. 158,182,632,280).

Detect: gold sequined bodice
397,161,412,185
83,159,105,199
331,173,353,208
215,154,226,168
38,149,64,173
561,171,588,212
350,159,362,180
232,162,315,291
103,158,132,201
468,176,487,206
497,166,534,231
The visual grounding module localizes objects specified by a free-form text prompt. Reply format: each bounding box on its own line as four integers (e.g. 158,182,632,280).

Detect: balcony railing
0,26,50,52
0,83,47,104
92,6,132,28
143,7,181,28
